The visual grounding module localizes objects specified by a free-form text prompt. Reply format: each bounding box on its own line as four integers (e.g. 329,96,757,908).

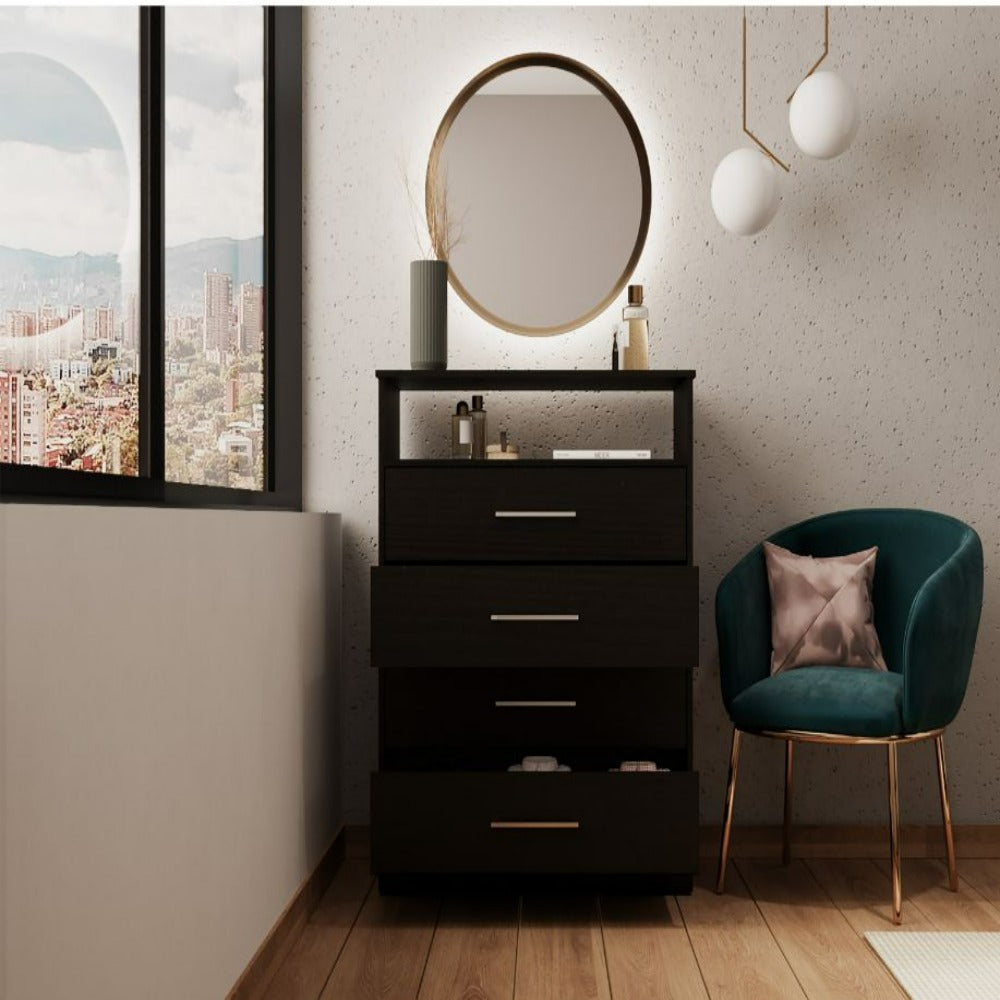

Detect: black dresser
370,370,698,892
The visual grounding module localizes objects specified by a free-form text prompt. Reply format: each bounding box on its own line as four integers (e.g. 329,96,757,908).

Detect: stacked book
552,449,652,460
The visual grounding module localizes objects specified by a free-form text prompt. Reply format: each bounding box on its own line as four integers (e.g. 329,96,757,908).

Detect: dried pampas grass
402,155,464,261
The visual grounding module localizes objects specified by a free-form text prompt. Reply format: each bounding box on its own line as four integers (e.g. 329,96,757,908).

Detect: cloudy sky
0,6,263,258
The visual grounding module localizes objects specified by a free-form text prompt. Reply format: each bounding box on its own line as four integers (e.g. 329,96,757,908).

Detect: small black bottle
611,329,619,371
470,395,487,459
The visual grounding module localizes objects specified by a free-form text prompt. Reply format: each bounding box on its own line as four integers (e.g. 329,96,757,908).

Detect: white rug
865,932,1000,1000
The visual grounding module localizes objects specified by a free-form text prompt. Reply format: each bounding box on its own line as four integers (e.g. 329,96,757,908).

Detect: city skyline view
1,7,266,489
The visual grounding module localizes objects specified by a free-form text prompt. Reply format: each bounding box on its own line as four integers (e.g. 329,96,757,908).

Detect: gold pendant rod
787,6,830,103
742,10,791,173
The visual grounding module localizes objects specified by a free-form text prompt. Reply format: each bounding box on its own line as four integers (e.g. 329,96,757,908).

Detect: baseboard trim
226,827,346,1000
346,823,1000,864
699,823,1000,860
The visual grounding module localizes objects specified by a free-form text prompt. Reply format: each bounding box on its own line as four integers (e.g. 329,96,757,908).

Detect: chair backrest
769,508,976,674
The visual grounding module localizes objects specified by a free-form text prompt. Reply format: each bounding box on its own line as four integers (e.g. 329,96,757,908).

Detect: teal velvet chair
715,509,983,923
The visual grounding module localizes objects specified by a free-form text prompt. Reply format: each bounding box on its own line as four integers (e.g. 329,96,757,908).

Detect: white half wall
0,505,342,1000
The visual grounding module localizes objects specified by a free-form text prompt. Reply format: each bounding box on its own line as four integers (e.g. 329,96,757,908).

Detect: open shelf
384,458,684,469
382,746,689,773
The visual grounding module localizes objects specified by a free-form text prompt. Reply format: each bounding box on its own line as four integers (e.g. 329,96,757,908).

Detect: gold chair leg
717,728,743,893
888,742,902,924
935,734,959,891
783,740,794,866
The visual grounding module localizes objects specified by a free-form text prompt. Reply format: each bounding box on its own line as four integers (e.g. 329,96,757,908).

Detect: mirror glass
429,56,650,336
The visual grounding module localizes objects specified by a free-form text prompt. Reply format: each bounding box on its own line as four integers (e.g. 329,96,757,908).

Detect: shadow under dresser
370,370,698,893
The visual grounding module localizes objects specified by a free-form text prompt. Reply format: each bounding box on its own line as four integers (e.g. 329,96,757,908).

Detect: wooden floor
261,855,1000,1000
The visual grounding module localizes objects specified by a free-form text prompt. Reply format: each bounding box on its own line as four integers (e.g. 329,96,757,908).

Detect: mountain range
0,237,263,317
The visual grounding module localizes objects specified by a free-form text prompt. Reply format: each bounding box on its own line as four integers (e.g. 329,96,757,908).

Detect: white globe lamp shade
710,147,780,236
788,70,859,159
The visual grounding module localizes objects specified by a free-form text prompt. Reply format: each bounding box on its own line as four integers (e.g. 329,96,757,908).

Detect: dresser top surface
376,370,695,391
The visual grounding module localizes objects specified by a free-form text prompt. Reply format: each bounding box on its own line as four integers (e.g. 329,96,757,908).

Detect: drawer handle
494,700,577,708
490,613,580,622
490,821,580,830
494,510,577,519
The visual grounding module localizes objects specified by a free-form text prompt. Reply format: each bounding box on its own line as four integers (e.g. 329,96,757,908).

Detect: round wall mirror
427,54,651,337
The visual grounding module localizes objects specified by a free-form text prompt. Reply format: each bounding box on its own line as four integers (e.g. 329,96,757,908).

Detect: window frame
0,6,302,511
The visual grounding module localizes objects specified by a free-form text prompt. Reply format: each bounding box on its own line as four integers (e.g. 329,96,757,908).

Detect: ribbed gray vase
410,259,448,371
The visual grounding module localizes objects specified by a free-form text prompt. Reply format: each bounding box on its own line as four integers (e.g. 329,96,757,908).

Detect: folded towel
522,755,559,771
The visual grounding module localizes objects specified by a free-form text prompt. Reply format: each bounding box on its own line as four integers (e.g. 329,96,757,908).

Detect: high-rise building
123,292,139,350
0,372,46,466
18,381,45,466
6,310,37,338
203,271,233,353
38,304,63,333
238,281,264,353
95,305,115,342
0,371,16,463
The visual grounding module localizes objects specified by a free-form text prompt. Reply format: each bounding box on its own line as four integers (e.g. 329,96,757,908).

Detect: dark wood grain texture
381,667,688,763
383,465,687,563
376,369,696,391
372,370,697,887
371,771,698,877
371,565,698,671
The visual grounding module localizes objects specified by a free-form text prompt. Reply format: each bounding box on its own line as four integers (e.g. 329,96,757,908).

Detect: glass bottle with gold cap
622,284,649,370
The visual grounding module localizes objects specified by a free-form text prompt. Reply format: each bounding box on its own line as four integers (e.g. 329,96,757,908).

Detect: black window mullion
268,6,302,506
139,6,165,487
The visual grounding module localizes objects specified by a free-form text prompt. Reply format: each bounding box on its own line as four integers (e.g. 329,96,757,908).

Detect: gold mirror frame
426,53,652,337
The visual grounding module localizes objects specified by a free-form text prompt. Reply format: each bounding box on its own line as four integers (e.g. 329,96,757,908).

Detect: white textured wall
303,6,1000,825
1,506,342,1000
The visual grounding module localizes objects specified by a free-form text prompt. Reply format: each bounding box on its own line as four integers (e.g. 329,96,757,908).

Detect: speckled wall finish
303,6,1000,824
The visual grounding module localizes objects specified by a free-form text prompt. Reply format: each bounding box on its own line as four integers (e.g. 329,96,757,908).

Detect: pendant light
788,8,859,159
711,9,789,236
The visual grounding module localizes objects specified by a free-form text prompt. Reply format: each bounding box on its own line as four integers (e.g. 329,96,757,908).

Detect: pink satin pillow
763,541,888,675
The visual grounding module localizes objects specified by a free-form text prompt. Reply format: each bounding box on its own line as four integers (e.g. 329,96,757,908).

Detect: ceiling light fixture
788,7,859,159
711,9,788,237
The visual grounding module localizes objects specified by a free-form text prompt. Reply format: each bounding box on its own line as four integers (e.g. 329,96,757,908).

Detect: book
552,449,652,460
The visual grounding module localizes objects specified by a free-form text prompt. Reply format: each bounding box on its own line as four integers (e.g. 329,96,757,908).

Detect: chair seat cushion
729,666,904,737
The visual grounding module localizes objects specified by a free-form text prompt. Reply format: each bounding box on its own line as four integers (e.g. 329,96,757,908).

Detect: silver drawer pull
494,510,577,519
490,613,580,622
495,700,577,708
490,821,580,830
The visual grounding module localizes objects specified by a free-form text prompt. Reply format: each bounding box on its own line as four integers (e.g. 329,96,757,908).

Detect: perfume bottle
622,284,649,370
470,395,487,459
451,400,472,458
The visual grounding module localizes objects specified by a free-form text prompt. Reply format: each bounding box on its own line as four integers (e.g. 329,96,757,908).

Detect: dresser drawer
382,668,688,763
382,465,687,563
371,566,698,670
371,771,699,875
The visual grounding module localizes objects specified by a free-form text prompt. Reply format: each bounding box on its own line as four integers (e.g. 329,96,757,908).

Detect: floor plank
805,859,935,935
318,890,439,1000
262,859,374,1000
416,896,518,1000
600,895,709,1000
737,860,906,1000
676,871,807,1000
956,858,1000,910
514,896,610,1000
874,859,1000,931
